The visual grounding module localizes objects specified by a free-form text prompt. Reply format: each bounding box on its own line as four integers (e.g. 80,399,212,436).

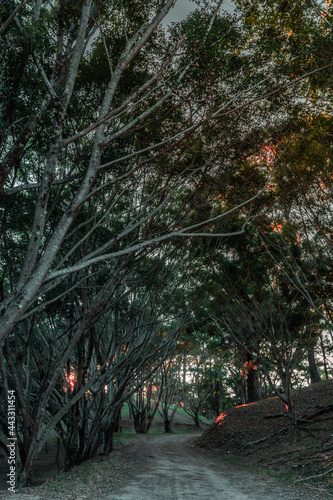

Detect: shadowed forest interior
0,0,333,494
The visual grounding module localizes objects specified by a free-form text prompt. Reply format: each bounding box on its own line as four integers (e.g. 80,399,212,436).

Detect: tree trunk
246,367,261,403
130,401,149,433
194,411,200,429
307,345,321,384
133,412,148,433
244,352,261,403
164,417,172,433
283,369,298,427
321,335,329,380
214,379,220,417
113,405,122,433
103,423,115,454
64,436,82,471
286,400,297,427
239,379,246,405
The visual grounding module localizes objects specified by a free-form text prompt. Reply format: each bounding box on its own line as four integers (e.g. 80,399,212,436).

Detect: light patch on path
109,434,315,500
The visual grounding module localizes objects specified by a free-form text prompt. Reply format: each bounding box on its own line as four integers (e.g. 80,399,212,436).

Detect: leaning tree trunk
103,422,115,454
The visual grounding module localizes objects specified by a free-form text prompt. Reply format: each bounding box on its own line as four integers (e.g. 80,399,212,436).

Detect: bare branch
0,0,30,35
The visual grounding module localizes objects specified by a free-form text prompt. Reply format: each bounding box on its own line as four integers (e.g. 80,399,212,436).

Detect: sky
163,0,236,25
86,1,236,52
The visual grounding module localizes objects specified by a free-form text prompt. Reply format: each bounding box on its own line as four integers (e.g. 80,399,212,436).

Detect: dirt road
1,431,327,499
111,434,325,500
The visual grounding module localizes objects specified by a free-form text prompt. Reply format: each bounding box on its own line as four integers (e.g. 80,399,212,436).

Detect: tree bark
243,352,261,403
308,345,321,384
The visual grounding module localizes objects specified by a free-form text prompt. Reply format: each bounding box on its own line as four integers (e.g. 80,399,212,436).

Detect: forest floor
1,381,333,499
196,379,333,496
0,411,209,498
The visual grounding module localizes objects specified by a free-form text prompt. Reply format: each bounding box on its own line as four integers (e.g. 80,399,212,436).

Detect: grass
112,420,205,449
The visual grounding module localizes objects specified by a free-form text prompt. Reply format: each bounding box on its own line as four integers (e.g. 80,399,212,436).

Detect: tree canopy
1,0,333,487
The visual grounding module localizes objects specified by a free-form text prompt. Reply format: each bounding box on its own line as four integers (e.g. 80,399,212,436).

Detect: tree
205,222,324,426
129,381,162,434
1,0,333,486
0,251,189,484
157,356,187,433
0,1,242,345
1,0,330,344
178,341,215,428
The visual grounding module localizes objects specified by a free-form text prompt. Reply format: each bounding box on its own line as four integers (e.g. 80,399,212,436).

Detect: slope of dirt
195,380,333,494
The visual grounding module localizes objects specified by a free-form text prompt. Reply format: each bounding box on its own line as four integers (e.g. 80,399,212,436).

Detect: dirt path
112,434,326,500
1,431,328,499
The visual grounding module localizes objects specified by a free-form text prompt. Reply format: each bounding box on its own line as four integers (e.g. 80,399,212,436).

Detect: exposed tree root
245,410,333,452
294,467,333,483
244,425,290,449
301,404,333,421
244,416,322,451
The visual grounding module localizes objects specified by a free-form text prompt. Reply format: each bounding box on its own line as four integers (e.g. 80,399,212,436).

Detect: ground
196,379,333,495
110,433,327,500
0,413,208,498
1,382,333,499
1,430,330,500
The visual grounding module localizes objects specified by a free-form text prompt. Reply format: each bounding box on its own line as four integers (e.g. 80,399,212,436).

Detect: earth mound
195,380,333,489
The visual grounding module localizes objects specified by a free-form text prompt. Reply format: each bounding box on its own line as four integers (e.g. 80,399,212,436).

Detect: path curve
110,434,321,500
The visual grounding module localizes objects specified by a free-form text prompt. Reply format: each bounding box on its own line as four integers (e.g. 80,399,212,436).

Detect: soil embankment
196,380,333,493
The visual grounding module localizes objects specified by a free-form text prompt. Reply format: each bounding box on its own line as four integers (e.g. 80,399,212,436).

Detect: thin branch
32,50,58,100
2,175,80,195
0,0,30,35
213,62,333,119
98,23,113,77
310,0,333,27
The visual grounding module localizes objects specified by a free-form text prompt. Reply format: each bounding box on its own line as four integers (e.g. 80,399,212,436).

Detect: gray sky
86,1,236,52
163,0,236,25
